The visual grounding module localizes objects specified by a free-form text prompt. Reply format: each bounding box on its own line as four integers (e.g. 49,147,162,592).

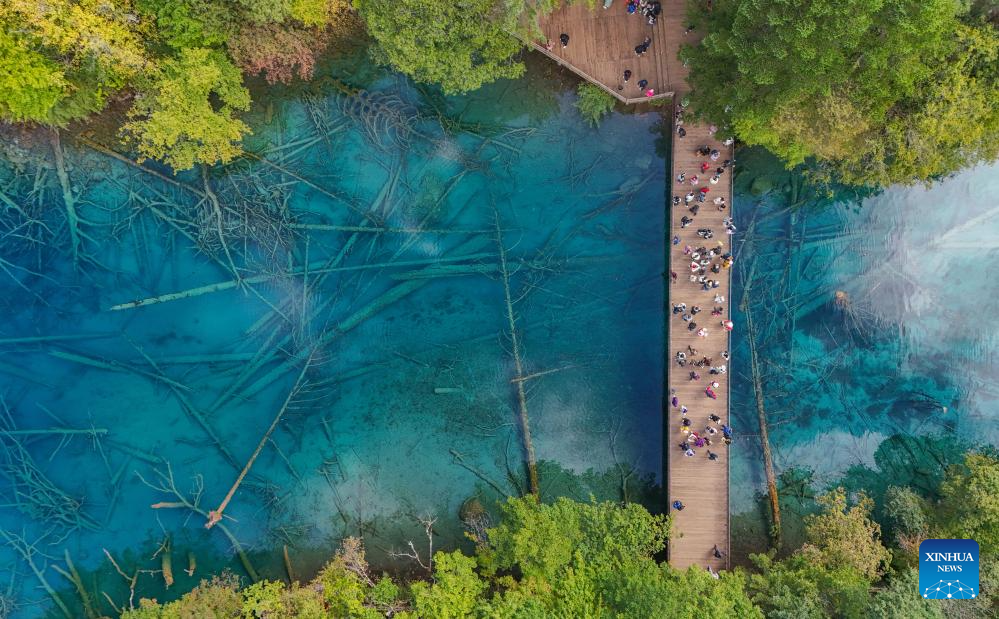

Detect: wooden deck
533,2,674,103
666,120,733,571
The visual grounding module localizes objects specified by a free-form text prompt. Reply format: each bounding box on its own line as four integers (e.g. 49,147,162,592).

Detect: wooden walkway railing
526,42,674,104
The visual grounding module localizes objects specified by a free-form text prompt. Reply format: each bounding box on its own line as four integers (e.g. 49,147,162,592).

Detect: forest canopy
681,0,999,187
0,0,353,169
0,0,566,169
118,450,999,618
0,0,995,181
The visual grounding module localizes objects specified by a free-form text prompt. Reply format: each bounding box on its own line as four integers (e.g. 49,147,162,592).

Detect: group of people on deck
544,0,665,98
668,127,736,564
626,0,663,25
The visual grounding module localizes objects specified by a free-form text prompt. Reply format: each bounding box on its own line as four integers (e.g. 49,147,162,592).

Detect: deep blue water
0,65,667,615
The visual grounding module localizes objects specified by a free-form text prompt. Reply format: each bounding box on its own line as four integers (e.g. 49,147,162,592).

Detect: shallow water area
0,68,666,614
728,151,999,556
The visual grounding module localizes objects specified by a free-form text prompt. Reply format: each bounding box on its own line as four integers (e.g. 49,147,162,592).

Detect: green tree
1,0,147,123
868,569,945,619
0,28,67,123
125,574,244,617
355,0,525,94
135,0,234,49
575,83,617,127
682,0,998,187
481,496,670,580
938,452,999,555
123,48,251,170
410,551,486,618
803,488,891,581
746,552,870,619
123,498,762,618
883,486,930,542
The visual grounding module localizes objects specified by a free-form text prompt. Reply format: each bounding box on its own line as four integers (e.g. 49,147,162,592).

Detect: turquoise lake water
1,47,998,614
0,59,668,615
728,150,999,556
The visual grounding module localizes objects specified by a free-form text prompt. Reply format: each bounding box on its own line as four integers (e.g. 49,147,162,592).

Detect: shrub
574,83,616,127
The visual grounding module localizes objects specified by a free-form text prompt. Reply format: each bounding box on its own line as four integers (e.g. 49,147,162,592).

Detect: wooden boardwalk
535,0,732,571
666,121,733,571
662,0,732,572
533,2,674,103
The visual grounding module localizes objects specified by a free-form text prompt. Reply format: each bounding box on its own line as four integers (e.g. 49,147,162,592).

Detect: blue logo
919,539,979,599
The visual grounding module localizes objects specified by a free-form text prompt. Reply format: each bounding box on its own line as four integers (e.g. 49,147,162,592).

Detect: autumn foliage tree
123,48,251,170
227,23,331,84
0,0,353,168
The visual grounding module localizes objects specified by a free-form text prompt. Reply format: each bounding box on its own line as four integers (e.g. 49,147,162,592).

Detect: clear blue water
2,45,998,615
728,149,999,556
0,59,668,615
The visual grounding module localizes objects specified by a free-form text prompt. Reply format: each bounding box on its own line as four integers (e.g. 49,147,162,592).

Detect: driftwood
238,236,492,402
109,252,494,310
140,464,260,582
740,259,782,548
289,223,493,235
0,333,114,345
283,545,295,583
102,548,142,612
493,212,539,496
0,428,106,436
75,137,205,198
51,550,97,619
0,530,72,619
49,130,82,268
206,357,312,528
0,401,100,537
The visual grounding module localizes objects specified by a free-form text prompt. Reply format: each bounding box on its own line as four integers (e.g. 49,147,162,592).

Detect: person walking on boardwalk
559,33,569,48
705,385,717,399
712,544,726,559
672,500,685,511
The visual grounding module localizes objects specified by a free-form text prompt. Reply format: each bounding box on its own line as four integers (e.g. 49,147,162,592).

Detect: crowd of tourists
545,0,666,98
668,116,735,564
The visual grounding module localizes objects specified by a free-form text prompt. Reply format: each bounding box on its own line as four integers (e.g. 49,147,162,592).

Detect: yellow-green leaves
123,48,251,171
0,29,68,123
356,0,525,95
